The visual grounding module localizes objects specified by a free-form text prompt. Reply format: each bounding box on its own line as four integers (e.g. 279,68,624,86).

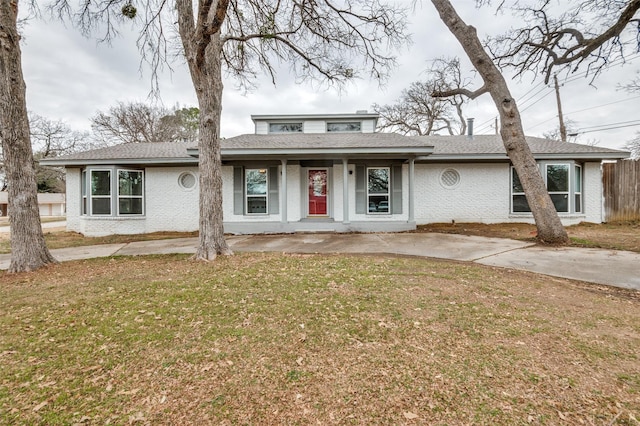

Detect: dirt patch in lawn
417,221,640,253
1,253,639,425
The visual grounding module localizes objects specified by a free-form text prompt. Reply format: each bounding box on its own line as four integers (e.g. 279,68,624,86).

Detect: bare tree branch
489,0,640,84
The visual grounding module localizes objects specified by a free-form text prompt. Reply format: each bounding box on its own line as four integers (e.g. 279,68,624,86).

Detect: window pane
368,168,389,194
92,198,111,215
247,197,267,214
512,195,531,212
119,198,143,215
91,171,111,196
550,193,569,212
511,168,524,193
546,164,569,192
575,194,582,213
269,123,302,133
574,165,582,192
327,122,361,132
369,195,389,213
246,169,267,195
81,170,87,196
119,171,143,196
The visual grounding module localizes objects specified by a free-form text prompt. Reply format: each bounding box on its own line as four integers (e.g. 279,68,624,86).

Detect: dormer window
269,122,303,133
327,122,362,133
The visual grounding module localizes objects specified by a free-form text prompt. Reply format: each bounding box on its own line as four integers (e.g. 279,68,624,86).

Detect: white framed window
81,170,87,215
118,170,144,215
90,170,112,215
246,169,268,214
511,162,582,214
269,122,302,133
327,122,361,133
545,164,569,213
574,165,582,213
367,167,390,214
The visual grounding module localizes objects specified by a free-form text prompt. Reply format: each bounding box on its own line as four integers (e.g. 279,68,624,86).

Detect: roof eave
39,157,199,167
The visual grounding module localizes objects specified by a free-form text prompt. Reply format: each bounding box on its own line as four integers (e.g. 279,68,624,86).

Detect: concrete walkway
1,232,638,291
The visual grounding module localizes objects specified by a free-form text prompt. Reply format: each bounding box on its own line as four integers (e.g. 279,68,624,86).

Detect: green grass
1,253,639,424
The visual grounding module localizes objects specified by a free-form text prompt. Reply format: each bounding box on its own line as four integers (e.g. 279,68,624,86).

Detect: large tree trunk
0,1,57,272
431,0,569,244
178,12,232,261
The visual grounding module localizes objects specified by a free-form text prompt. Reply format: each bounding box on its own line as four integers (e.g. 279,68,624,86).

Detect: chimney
467,118,474,139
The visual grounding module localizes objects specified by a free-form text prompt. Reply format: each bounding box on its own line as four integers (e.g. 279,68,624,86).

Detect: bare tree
30,113,94,192
430,0,569,244
53,0,409,261
91,101,196,144
0,1,56,272
489,0,640,84
373,58,469,136
623,132,640,158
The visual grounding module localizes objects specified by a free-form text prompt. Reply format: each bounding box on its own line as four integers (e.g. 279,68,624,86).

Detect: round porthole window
440,168,460,189
178,172,197,190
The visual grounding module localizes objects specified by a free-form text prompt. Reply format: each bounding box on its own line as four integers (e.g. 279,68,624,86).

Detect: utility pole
554,74,567,142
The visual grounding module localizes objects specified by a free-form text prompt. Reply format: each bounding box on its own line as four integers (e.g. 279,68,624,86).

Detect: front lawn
1,253,638,424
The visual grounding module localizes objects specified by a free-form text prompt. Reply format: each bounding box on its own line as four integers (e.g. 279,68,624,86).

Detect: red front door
308,169,328,216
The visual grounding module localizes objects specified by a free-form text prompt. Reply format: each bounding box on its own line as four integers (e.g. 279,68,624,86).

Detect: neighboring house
39,112,629,237
0,192,65,217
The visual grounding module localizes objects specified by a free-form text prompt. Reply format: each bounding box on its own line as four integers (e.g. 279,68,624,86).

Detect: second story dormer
251,111,379,135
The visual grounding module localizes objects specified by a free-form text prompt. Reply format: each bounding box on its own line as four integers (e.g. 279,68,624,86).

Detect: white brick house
40,112,629,236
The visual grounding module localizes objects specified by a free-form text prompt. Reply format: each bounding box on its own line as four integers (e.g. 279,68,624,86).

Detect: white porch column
281,159,288,223
408,158,415,223
342,158,350,224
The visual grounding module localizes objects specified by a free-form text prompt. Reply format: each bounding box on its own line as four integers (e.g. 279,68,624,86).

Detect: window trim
117,169,145,216
366,166,391,215
245,168,269,215
81,169,87,216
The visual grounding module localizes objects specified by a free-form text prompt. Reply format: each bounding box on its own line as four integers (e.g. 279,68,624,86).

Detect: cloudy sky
19,1,640,150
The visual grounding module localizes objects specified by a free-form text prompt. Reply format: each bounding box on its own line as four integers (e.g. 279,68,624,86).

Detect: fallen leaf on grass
33,400,48,412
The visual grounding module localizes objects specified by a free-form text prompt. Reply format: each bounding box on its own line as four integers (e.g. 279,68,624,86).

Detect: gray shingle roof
222,132,425,148
412,135,628,156
40,133,629,166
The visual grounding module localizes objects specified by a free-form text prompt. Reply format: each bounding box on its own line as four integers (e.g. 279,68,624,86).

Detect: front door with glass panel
308,169,328,216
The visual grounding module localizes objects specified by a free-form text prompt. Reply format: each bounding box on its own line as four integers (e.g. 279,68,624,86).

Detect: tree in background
623,133,640,158
91,102,200,145
373,58,468,135
53,0,409,261
488,0,640,85
30,113,96,193
0,1,56,272
430,0,569,244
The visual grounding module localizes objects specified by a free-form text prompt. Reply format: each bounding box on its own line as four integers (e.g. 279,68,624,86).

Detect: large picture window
367,167,390,213
511,163,582,214
84,168,144,216
118,170,144,215
246,169,268,214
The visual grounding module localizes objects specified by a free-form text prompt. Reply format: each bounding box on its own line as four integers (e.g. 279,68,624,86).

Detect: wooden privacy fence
603,159,640,222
